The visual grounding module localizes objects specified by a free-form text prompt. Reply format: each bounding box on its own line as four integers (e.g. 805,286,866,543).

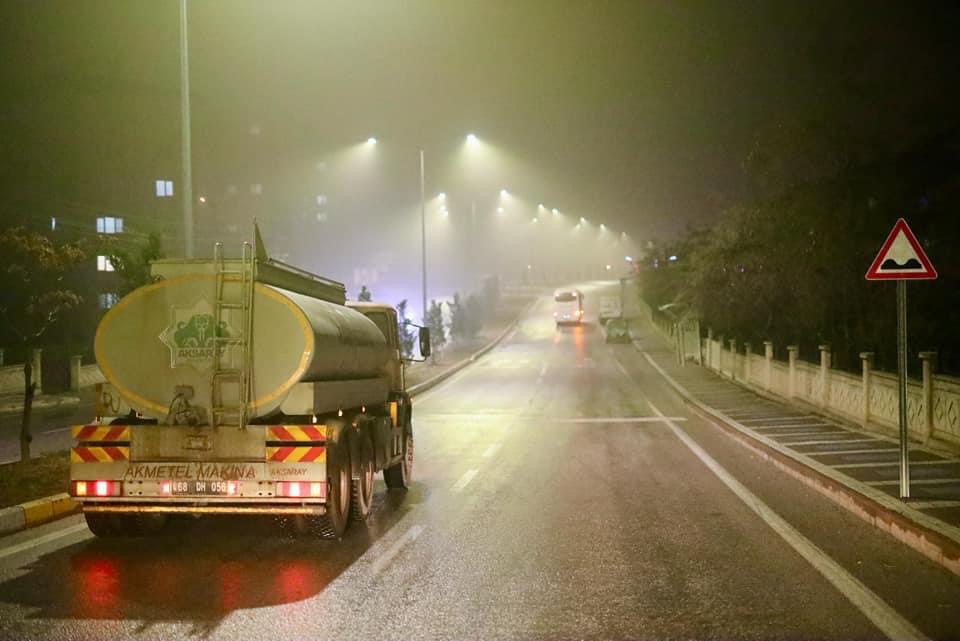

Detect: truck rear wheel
350,434,375,522
84,512,166,537
314,438,351,538
383,432,413,489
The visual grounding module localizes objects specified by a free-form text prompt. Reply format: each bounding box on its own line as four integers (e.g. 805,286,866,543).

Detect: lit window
155,180,174,197
98,292,119,309
96,256,115,272
50,217,56,231
96,217,123,234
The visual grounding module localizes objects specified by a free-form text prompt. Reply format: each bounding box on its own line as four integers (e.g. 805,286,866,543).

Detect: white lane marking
451,469,478,493
556,416,687,424
780,438,881,447
833,459,960,470
807,448,900,456
868,478,960,487
645,400,928,641
0,523,90,563
765,430,849,439
614,357,929,641
907,500,960,510
369,524,425,576
482,443,501,459
753,423,835,430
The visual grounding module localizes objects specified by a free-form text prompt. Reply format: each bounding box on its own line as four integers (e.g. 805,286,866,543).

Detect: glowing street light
580,216,587,224
497,207,504,213
500,188,508,197
438,192,446,200
466,133,479,146
366,137,377,145
552,208,559,215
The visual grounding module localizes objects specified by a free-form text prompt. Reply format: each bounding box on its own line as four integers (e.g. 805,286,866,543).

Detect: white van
554,289,584,326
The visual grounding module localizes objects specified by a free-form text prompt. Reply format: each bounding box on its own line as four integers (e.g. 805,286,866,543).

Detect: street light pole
420,149,427,322
179,0,195,258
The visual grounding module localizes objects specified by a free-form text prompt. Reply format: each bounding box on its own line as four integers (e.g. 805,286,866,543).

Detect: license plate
170,480,232,496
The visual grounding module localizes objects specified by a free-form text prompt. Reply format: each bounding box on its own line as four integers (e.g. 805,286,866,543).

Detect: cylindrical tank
94,274,390,419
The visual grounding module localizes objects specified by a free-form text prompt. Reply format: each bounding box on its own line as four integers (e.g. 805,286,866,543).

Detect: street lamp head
500,188,508,197
366,137,377,145
538,203,545,210
438,192,446,200
466,133,479,145
497,207,504,214
552,208,559,215
600,223,606,230
532,217,539,223
580,216,587,224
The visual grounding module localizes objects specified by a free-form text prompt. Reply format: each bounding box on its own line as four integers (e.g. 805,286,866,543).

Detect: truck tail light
277,481,325,499
71,480,120,497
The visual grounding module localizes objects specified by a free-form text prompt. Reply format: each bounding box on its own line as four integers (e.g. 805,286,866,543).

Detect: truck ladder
211,241,254,428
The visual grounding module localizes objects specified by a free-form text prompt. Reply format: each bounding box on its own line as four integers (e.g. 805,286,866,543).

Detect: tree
0,227,86,462
105,232,164,295
426,299,446,361
465,293,485,338
395,299,416,359
358,285,372,302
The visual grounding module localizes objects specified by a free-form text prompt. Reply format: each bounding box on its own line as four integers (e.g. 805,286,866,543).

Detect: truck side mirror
419,327,431,358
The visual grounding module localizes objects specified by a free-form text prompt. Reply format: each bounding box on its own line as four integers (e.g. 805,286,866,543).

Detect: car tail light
71,480,121,497
277,481,325,498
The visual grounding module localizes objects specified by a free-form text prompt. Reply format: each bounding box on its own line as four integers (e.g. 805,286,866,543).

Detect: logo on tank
159,298,240,370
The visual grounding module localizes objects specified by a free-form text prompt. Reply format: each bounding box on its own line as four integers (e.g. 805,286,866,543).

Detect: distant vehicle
598,296,622,322
554,289,584,326
603,317,631,343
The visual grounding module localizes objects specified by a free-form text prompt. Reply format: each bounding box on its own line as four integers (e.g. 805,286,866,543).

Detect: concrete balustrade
700,333,960,448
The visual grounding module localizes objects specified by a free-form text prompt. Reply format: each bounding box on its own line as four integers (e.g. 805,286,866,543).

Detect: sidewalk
630,318,960,574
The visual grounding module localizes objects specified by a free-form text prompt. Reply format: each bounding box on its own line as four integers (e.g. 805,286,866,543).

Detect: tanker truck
69,226,429,539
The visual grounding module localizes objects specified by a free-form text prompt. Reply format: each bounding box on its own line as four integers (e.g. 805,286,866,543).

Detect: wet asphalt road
1,282,959,640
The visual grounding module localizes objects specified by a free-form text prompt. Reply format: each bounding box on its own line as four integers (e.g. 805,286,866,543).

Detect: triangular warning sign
865,218,937,280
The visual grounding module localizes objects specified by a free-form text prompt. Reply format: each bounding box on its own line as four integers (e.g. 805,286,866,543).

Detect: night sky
2,1,958,297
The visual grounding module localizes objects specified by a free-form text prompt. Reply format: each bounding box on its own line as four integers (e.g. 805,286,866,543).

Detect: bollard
744,342,753,385
787,346,799,398
818,345,831,409
728,339,737,380
860,352,874,430
764,341,774,392
919,352,937,442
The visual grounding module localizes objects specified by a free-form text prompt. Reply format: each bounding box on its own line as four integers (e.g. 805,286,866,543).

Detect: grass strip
0,451,70,509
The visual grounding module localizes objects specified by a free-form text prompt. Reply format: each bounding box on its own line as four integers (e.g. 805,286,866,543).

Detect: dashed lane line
482,443,501,459
451,469,479,493
369,524,425,576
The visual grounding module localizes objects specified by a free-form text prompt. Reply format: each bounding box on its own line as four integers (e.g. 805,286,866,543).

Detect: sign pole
897,280,910,498
865,217,937,500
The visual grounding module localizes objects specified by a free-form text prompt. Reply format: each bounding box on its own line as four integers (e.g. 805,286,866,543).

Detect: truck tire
314,437,352,539
350,434,375,522
84,513,118,537
84,513,166,537
384,432,413,489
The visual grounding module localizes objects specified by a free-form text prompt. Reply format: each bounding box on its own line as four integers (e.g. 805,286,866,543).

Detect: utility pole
179,0,195,257
420,149,427,322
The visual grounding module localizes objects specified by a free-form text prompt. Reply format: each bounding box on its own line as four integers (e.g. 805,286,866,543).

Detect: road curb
0,493,79,537
407,298,538,398
639,346,960,577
